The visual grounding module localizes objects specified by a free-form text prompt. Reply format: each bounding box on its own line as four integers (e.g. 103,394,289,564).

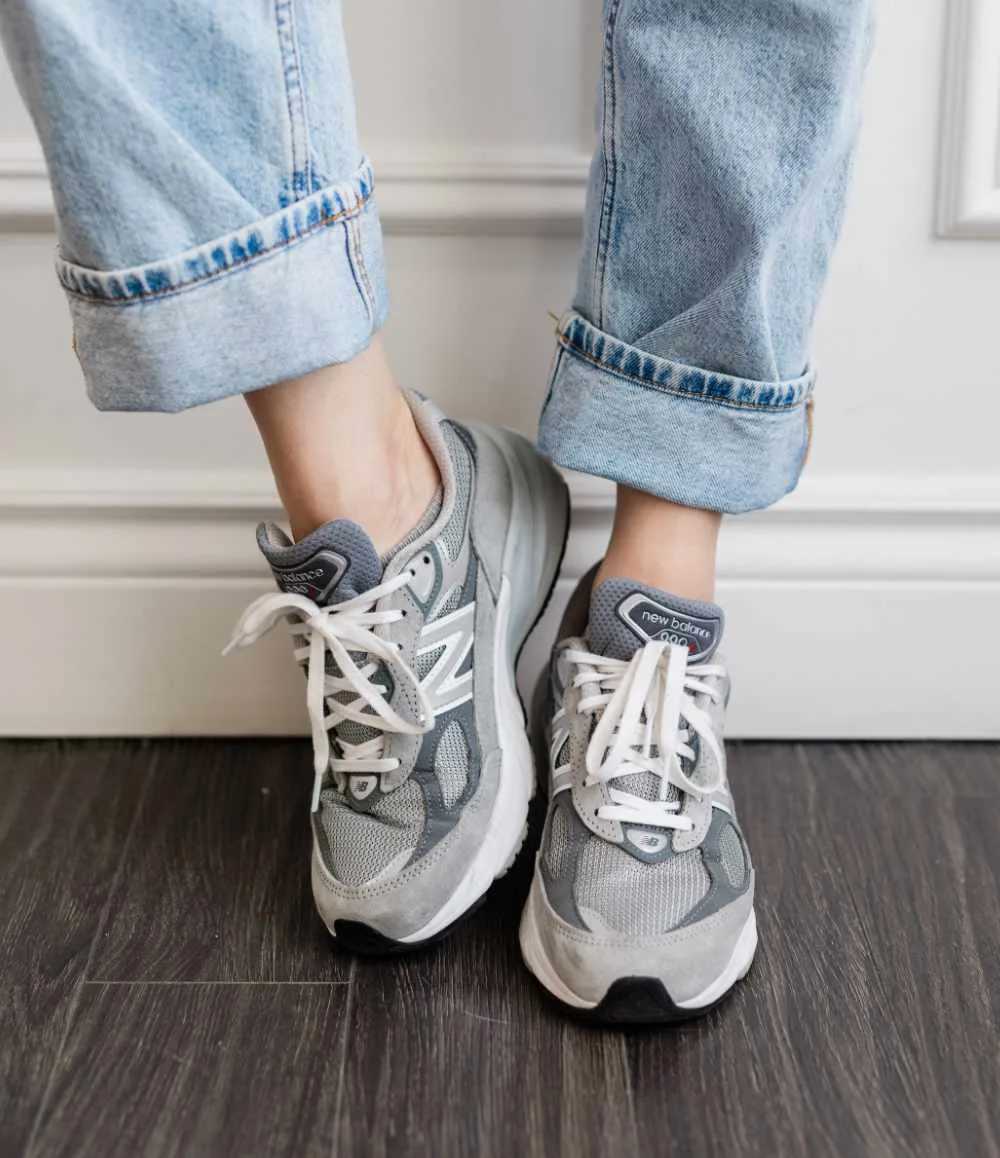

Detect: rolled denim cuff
58,159,387,412
538,312,815,514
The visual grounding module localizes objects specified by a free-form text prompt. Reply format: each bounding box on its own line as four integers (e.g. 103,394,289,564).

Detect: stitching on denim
541,342,566,417
557,335,812,413
593,0,625,330
275,0,313,200
803,397,815,467
346,214,376,321
57,196,369,307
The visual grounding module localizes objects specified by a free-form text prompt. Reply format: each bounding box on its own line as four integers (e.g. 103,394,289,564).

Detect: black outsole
333,894,489,956
329,486,571,960
539,975,739,1028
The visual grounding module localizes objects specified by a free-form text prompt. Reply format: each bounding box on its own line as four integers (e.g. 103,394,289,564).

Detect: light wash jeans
0,0,873,513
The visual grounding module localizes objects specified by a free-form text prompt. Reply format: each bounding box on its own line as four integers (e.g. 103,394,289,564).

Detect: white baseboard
1,467,999,738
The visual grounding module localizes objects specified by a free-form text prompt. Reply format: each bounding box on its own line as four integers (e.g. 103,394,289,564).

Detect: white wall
0,0,998,737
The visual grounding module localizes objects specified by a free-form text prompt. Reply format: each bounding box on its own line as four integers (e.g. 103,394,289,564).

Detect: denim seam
556,334,812,414
346,213,376,321
56,176,375,307
593,0,625,330
274,0,313,202
540,341,566,418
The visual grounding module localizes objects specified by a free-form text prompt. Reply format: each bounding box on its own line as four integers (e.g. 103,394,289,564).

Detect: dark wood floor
1,739,998,1158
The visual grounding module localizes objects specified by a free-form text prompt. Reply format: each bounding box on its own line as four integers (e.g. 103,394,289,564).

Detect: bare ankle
245,339,441,552
368,397,440,552
596,485,721,602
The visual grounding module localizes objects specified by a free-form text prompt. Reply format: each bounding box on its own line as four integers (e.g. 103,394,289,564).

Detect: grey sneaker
519,573,757,1022
227,392,569,951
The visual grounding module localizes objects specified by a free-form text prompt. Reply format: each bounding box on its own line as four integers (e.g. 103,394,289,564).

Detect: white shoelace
224,571,433,811
556,640,725,832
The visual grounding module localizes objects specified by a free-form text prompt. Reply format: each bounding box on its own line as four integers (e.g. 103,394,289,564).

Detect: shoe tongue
587,578,724,662
256,519,383,605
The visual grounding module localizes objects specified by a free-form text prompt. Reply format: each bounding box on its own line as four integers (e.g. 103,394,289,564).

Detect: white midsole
519,873,758,1011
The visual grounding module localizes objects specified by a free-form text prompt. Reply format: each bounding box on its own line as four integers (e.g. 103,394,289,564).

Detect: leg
0,0,387,410
245,339,438,549
0,0,432,550
599,487,721,601
542,0,874,597
524,0,875,1023
2,0,571,951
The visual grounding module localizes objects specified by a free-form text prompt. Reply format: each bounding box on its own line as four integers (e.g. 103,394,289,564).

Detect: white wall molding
937,0,1000,238
2,467,999,739
374,152,589,234
0,138,589,234
0,138,52,221
4,467,1000,580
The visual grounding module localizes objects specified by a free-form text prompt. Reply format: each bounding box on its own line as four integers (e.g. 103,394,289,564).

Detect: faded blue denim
539,0,875,512
0,0,872,513
0,0,386,412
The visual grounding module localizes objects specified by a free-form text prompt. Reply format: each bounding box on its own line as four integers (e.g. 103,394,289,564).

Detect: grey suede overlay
528,871,754,1006
313,748,505,939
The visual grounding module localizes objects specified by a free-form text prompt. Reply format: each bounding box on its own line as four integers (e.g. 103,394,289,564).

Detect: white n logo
415,603,475,714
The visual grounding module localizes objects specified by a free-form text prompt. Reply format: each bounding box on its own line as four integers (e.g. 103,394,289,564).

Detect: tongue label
626,829,669,856
349,776,378,801
616,593,720,659
271,550,347,604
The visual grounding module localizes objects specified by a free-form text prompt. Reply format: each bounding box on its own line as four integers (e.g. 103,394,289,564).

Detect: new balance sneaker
520,573,757,1022
226,391,569,951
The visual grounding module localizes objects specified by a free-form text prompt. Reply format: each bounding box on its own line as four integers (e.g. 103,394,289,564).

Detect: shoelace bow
224,570,433,811
556,640,725,832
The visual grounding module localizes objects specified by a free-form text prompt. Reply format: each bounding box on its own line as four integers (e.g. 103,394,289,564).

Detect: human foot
228,392,570,950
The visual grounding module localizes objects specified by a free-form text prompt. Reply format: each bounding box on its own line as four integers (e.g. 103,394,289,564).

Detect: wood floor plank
4,739,998,1158
28,982,351,1158
800,741,1000,798
337,819,638,1158
0,741,146,1158
91,740,348,983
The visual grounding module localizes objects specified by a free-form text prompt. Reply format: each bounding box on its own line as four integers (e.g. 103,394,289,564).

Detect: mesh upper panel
434,586,463,619
319,779,424,886
434,719,470,807
384,488,443,562
586,585,640,661
415,645,445,683
331,670,391,750
613,770,679,805
575,841,710,935
438,424,473,563
718,823,746,889
543,797,577,879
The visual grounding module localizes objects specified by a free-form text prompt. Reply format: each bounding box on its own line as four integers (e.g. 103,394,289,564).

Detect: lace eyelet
423,554,431,564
